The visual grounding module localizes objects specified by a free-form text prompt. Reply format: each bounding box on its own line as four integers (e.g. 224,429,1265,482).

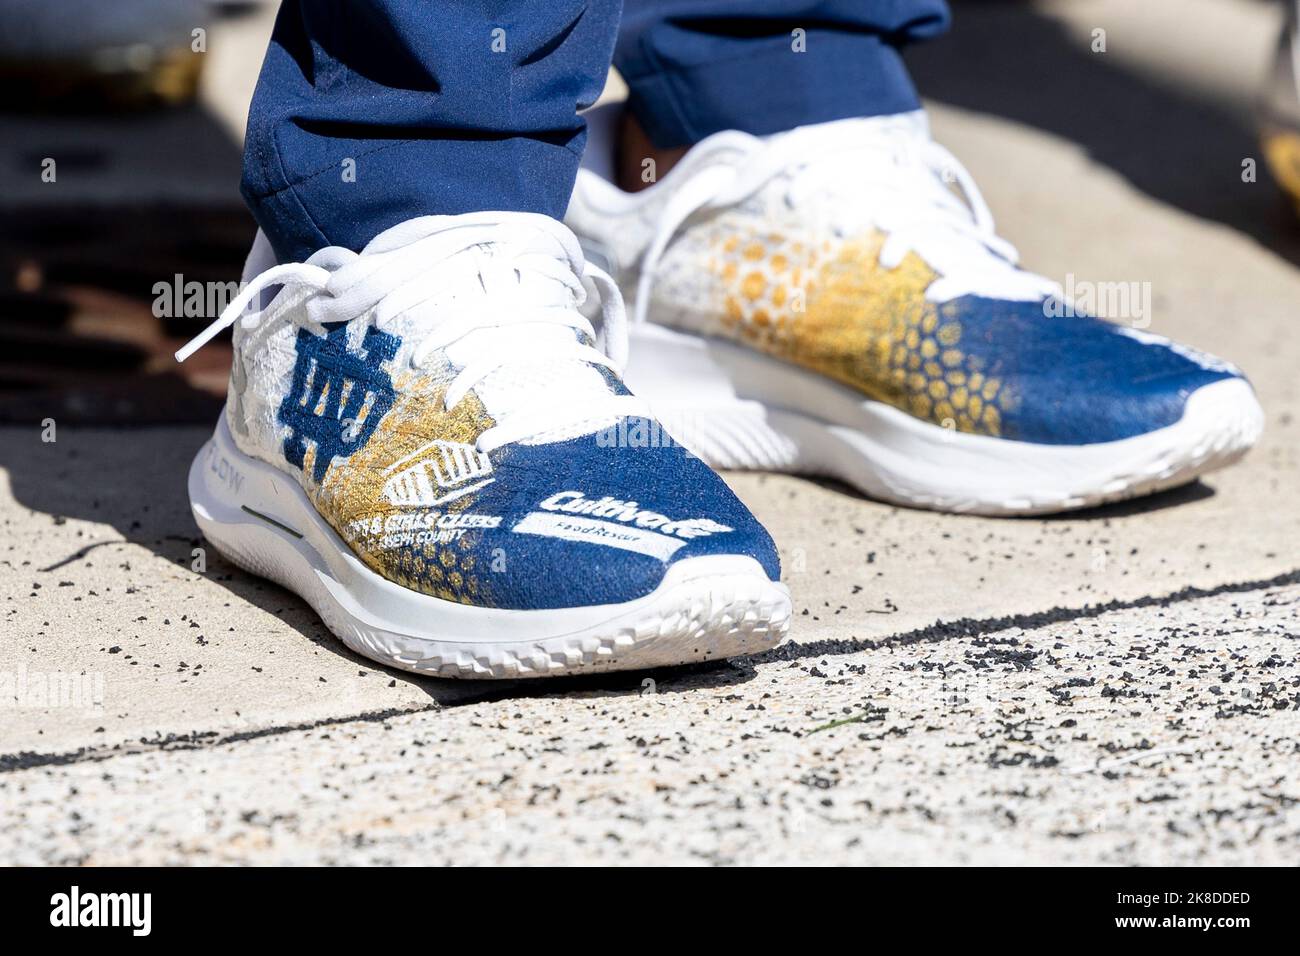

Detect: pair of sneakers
178,112,1263,679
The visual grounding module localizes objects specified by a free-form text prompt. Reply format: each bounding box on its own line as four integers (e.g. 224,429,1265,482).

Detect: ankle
615,111,687,193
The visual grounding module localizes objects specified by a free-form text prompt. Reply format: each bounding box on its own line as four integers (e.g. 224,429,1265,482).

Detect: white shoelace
177,212,648,453
634,118,1060,326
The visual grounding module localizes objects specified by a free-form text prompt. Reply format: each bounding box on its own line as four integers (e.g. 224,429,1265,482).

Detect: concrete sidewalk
2,0,1299,864
5,582,1298,865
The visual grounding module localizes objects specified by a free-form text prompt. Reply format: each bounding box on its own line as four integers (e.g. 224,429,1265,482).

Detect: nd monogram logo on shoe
279,323,401,482
381,439,495,508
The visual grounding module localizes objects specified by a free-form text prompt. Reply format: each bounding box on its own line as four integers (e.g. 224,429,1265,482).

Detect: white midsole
189,412,784,647
622,323,1265,514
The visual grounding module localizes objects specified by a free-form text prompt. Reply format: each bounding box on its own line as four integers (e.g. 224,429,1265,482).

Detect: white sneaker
177,212,789,678
568,111,1263,515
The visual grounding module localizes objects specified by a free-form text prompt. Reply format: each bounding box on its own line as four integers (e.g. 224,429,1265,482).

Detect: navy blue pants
242,1,950,262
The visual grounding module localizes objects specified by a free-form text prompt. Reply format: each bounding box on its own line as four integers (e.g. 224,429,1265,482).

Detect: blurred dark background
0,1,269,426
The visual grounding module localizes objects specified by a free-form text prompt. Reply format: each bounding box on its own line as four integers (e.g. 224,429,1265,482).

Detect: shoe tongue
357,235,619,444
362,214,573,261
468,339,620,443
884,109,931,140
338,215,621,443
437,263,618,443
771,110,931,150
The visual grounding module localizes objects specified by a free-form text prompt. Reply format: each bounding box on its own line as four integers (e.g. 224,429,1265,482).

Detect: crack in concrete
0,704,440,775
764,566,1300,664
3,566,1297,775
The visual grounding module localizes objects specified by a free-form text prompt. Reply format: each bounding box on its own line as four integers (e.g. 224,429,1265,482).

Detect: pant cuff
623,33,922,149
